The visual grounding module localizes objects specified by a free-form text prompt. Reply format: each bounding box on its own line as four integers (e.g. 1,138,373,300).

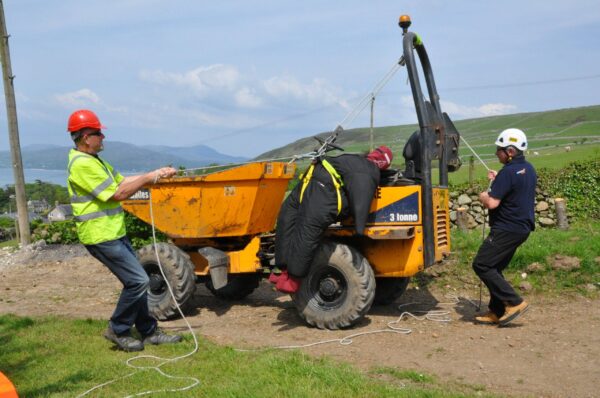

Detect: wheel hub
319,277,340,298
149,273,165,293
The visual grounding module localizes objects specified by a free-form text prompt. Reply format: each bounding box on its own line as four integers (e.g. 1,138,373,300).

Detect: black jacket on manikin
275,154,380,278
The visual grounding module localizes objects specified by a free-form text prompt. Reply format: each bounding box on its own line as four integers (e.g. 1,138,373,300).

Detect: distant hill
1,105,598,172
0,141,249,171
142,144,248,165
254,105,600,163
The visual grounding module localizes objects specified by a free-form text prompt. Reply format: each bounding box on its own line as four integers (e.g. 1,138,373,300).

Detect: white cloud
399,96,517,119
234,87,262,108
476,103,518,116
138,64,351,131
54,89,101,108
263,76,345,106
441,101,517,118
140,64,240,97
141,65,348,111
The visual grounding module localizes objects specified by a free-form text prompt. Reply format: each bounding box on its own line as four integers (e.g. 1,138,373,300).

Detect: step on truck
122,15,461,329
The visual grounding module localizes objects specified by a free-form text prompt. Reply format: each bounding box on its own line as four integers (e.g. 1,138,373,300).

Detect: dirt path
1,245,598,398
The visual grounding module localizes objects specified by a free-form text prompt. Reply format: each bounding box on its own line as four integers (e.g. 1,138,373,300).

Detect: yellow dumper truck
122,15,461,329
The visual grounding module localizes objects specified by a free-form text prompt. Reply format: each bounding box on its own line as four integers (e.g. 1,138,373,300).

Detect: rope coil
234,294,479,352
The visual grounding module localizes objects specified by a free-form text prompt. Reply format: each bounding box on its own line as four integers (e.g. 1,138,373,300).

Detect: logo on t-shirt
516,168,526,175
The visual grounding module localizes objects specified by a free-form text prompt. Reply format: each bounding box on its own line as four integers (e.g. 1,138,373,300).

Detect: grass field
2,221,598,397
437,221,600,296
447,143,600,185
0,315,494,398
256,105,600,181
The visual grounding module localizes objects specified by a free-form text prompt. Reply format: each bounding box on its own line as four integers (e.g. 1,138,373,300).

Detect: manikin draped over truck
122,15,461,330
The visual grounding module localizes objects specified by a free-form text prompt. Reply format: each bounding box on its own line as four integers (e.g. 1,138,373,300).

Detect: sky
1,0,599,158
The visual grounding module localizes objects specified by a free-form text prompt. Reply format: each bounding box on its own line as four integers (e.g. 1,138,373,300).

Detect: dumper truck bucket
122,161,296,239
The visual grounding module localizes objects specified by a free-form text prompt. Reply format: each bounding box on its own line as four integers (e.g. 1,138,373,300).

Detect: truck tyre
205,275,260,300
137,243,196,320
373,277,410,305
292,241,375,330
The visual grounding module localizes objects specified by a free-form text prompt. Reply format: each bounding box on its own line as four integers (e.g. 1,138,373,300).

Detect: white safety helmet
495,128,528,151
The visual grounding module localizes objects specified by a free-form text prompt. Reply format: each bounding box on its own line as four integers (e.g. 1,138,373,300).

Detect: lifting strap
299,159,344,215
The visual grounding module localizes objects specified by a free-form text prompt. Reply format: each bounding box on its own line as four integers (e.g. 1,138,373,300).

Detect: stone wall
449,187,562,229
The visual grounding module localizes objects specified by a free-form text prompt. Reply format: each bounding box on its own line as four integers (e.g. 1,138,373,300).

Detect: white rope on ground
76,191,201,398
234,294,479,352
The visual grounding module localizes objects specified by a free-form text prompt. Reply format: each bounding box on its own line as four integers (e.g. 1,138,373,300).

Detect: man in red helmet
271,146,393,293
67,109,182,352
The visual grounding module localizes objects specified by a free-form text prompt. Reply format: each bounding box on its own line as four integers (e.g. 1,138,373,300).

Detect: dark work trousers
275,177,347,278
472,229,529,317
86,236,157,336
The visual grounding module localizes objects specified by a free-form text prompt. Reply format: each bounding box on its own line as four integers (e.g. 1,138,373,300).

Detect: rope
180,155,295,175
459,135,491,172
76,191,201,398
234,294,478,352
338,61,403,128
457,134,493,311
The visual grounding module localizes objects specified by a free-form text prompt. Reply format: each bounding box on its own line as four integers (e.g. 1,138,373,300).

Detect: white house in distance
27,199,50,214
47,203,73,222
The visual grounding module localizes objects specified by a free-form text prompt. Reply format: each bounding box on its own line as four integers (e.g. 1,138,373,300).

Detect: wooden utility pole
0,1,30,245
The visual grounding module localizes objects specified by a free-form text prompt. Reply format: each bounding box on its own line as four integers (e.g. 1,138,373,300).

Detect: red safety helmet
366,145,393,170
67,109,106,133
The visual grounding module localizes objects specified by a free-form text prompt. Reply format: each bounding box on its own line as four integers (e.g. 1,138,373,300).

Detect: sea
0,168,69,187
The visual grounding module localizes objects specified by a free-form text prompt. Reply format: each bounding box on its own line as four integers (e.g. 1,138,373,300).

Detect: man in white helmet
473,128,537,326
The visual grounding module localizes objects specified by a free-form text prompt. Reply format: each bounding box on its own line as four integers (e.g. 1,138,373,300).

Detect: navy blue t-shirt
488,156,537,234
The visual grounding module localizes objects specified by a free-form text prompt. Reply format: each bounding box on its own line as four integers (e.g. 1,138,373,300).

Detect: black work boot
143,328,183,345
103,327,144,352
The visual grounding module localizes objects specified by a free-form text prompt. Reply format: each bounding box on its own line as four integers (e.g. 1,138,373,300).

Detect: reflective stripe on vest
74,206,124,222
70,175,114,203
299,159,344,215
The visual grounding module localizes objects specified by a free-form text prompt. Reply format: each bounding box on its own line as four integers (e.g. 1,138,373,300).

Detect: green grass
257,104,600,180
0,238,17,248
370,367,436,384
445,220,600,296
447,145,600,185
0,315,493,398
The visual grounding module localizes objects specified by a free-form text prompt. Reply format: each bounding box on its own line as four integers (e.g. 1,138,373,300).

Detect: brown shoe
474,311,500,325
499,301,529,326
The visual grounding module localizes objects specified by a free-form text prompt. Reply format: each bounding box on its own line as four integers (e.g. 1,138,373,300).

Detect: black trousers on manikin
275,176,348,278
472,228,530,317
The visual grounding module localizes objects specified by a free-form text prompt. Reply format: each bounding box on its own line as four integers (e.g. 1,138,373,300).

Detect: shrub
32,220,79,244
31,213,166,248
538,158,600,219
451,158,600,220
124,213,167,249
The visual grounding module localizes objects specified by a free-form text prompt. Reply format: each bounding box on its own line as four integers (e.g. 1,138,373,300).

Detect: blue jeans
86,237,157,336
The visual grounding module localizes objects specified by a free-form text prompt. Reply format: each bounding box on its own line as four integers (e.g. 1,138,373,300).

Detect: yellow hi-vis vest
299,159,344,214
67,149,126,245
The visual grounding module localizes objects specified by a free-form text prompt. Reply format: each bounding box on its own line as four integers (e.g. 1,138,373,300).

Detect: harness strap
299,164,315,204
299,160,344,215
